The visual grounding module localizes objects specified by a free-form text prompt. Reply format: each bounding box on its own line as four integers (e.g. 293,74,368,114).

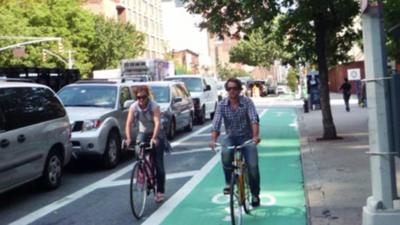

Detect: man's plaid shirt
211,95,259,137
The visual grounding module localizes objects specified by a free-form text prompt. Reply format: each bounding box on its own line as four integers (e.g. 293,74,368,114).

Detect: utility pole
0,36,62,52
42,49,73,69
362,0,400,224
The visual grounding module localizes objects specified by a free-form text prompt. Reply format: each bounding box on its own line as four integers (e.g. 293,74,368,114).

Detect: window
119,87,131,108
0,87,66,131
58,85,117,108
151,86,170,103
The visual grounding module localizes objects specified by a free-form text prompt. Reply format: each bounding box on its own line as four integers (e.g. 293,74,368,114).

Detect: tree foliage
384,0,400,63
184,0,360,139
175,63,191,74
229,27,281,67
0,0,144,77
217,63,250,81
286,67,298,92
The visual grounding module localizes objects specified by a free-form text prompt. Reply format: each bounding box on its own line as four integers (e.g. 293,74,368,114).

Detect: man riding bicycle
209,77,261,207
125,85,166,203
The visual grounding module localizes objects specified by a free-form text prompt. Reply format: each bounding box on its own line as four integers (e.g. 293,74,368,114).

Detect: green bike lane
147,108,306,225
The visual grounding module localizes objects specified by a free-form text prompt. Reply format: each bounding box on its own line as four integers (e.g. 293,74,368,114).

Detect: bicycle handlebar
215,139,254,150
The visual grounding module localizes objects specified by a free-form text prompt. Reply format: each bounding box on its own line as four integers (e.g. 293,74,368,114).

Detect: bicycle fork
233,158,246,204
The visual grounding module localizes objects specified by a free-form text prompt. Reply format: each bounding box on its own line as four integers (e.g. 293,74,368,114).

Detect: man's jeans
221,135,260,197
137,132,166,194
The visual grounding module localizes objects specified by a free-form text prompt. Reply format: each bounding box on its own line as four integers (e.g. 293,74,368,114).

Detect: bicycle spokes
130,163,147,219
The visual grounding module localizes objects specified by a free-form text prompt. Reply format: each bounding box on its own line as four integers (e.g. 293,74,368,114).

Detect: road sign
13,46,25,58
347,68,361,80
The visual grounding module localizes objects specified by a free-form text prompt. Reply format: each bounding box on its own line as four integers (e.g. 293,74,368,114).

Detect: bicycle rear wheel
130,162,147,219
230,175,242,225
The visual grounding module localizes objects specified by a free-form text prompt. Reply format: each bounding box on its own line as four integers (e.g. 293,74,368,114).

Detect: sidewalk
299,92,400,225
299,99,371,225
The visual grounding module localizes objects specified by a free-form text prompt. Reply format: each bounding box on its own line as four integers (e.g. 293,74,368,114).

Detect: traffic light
58,41,64,53
42,51,47,62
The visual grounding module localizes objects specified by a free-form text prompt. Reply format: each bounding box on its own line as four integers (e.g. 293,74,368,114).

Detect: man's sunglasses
226,86,240,91
136,95,148,100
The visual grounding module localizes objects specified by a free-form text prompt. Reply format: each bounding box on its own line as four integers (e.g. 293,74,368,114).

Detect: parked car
130,81,194,140
57,80,134,168
164,75,218,124
277,85,290,94
0,81,72,193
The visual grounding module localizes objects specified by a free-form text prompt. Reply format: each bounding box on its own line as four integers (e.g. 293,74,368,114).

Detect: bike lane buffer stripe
158,108,306,225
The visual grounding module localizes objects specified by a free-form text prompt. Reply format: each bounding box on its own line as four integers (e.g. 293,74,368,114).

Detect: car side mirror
204,84,211,91
123,99,135,109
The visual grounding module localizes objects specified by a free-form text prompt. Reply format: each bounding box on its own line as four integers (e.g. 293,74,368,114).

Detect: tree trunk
314,13,338,140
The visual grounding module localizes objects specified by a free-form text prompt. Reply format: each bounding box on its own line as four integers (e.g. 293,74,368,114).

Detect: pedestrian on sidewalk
209,77,261,207
339,77,352,112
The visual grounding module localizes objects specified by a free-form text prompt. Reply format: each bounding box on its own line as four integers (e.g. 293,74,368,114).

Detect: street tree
184,0,360,140
229,27,281,67
384,0,400,64
90,16,145,70
0,0,144,77
217,63,250,80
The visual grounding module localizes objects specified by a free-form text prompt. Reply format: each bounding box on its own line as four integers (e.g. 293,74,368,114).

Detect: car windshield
58,85,117,108
150,86,170,103
166,78,202,92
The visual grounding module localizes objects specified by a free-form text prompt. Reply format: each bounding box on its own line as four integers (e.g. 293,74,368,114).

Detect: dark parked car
130,81,194,140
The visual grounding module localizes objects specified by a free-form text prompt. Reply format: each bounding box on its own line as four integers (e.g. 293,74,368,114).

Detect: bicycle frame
136,143,156,192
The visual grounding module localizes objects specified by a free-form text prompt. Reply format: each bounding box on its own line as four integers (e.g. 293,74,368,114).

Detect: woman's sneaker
155,192,165,203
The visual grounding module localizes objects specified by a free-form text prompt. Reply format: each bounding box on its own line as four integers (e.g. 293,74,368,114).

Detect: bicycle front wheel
230,174,242,225
242,169,251,214
130,161,148,219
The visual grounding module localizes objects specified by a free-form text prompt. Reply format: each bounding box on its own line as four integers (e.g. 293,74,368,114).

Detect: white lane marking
98,170,199,188
9,124,213,225
171,124,213,148
259,108,268,118
170,147,212,155
8,165,133,225
141,150,220,225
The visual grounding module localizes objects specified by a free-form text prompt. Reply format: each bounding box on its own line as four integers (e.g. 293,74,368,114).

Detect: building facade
171,49,199,74
83,0,165,59
161,0,213,75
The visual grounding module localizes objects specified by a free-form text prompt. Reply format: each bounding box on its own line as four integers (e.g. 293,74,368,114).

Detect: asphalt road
0,96,299,225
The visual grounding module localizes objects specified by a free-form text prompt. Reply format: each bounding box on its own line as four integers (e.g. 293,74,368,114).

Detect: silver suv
0,82,72,193
57,80,134,168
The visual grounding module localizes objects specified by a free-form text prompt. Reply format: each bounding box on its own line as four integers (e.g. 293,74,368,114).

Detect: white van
164,75,218,124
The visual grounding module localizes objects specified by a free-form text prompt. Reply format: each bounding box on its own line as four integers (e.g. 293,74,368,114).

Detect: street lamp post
362,1,400,224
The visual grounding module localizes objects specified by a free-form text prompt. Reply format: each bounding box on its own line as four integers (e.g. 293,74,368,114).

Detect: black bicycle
127,141,157,219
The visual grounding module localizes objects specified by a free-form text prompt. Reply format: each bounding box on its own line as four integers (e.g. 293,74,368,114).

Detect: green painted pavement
160,108,306,225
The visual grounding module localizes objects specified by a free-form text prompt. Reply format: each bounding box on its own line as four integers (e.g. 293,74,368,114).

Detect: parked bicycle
217,140,254,225
124,140,157,219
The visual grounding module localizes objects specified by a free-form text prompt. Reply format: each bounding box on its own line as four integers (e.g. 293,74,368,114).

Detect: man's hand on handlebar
252,136,261,145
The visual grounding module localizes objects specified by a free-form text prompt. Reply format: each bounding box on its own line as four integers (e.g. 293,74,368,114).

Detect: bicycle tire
242,168,251,214
130,161,147,219
230,175,242,225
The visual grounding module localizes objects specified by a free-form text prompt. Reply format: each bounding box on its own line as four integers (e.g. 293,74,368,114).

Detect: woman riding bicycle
209,77,261,207
125,85,166,203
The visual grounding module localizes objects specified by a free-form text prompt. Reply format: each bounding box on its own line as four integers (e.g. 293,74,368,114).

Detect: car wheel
41,149,63,190
197,106,206,124
210,102,217,120
185,113,193,132
167,118,176,140
103,131,121,169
